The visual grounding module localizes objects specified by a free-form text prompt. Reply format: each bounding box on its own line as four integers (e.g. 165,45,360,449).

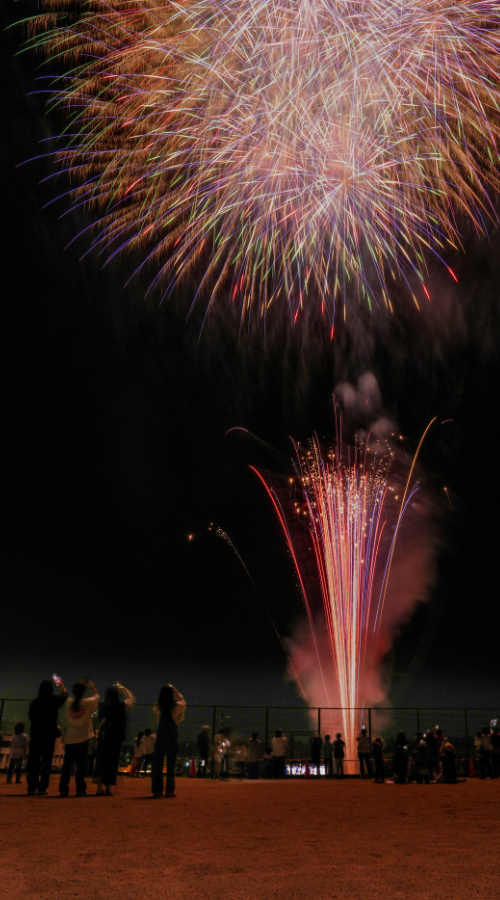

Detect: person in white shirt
142,728,156,774
271,730,288,779
59,679,99,796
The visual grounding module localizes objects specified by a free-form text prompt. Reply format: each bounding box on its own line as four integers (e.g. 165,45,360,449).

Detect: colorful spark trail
252,420,430,761
26,1,500,323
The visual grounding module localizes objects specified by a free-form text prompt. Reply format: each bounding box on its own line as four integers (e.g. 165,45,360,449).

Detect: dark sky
3,6,499,710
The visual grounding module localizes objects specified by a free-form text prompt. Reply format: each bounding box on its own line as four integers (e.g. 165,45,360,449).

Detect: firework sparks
26,0,500,322
252,416,433,761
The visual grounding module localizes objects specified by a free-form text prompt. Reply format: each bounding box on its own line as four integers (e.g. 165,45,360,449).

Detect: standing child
142,728,156,775
7,722,29,784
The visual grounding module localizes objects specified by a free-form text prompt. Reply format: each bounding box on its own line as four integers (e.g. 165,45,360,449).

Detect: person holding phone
152,683,186,798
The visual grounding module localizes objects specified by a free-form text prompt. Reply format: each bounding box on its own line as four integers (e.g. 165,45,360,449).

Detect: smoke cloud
285,372,439,760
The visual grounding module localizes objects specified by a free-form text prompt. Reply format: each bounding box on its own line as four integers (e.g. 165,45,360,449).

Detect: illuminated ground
1,776,499,899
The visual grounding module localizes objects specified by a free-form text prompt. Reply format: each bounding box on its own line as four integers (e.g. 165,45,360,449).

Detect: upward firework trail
252,419,432,758
26,0,500,323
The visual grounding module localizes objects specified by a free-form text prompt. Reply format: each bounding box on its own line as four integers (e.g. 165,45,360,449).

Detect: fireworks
252,417,432,759
27,1,500,322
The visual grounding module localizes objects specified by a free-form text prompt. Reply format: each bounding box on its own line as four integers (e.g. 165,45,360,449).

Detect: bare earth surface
1,776,499,900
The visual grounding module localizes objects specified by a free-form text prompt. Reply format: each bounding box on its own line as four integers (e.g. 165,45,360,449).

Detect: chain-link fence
1,698,498,774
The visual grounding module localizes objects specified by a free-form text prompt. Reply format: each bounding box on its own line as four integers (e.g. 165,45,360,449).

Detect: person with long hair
151,683,186,798
59,678,99,796
26,676,68,796
94,682,135,796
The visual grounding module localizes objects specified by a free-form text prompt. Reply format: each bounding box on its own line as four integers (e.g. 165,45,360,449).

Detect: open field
1,776,499,900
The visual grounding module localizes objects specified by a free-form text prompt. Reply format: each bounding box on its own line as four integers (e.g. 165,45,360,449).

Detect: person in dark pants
309,732,323,777
246,731,262,779
152,683,186,798
372,737,385,782
323,735,333,778
27,677,68,795
196,725,210,777
94,682,134,796
271,730,287,778
356,727,372,779
333,733,345,778
142,729,156,775
59,679,99,797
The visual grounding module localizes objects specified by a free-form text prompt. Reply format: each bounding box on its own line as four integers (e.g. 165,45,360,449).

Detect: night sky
3,5,499,710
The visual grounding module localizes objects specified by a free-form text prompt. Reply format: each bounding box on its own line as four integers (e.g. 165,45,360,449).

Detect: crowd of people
4,676,185,798
4,677,499,794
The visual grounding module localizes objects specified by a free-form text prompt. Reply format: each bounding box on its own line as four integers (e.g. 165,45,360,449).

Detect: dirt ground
1,775,499,900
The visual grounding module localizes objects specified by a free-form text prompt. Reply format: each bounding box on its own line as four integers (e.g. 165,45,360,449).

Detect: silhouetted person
94,682,134,796
357,727,372,779
372,738,385,783
152,683,186,798
323,734,333,778
440,740,458,783
246,731,262,779
490,726,500,778
309,732,323,776
333,733,345,778
412,740,431,784
27,677,67,795
392,744,408,783
7,722,28,784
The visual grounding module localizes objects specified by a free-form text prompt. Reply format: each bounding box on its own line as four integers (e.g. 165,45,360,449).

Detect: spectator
263,747,273,779
132,731,145,777
94,682,134,796
59,679,99,797
152,683,186,798
439,739,458,783
26,676,68,796
196,725,210,778
333,733,345,778
214,729,232,779
6,722,29,785
142,728,156,774
309,732,323,777
356,727,372,779
412,739,431,784
490,725,500,779
323,734,333,778
372,737,385,783
392,743,408,784
271,729,287,778
474,728,493,779
246,732,262,779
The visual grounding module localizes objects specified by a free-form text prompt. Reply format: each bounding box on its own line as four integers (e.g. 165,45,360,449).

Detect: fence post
318,708,321,735
211,706,216,778
368,708,372,752
265,707,269,751
464,709,470,765
0,698,4,732
416,709,421,734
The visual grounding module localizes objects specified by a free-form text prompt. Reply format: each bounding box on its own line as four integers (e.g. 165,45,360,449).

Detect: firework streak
251,421,430,759
27,1,500,322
